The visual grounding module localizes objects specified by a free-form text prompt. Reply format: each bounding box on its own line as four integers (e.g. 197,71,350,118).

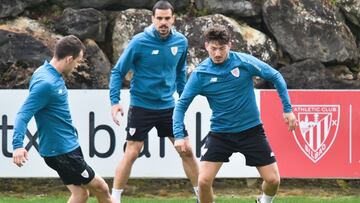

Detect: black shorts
126,106,188,141
201,124,276,167
44,147,95,185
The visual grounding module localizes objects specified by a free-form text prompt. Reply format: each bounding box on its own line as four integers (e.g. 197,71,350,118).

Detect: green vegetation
185,4,209,17
328,0,339,6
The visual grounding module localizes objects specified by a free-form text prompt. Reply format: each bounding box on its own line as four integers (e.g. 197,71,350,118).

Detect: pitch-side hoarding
0,90,359,178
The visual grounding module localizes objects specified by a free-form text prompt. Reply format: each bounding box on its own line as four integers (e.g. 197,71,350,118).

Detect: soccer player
12,35,115,203
109,1,199,202
173,25,297,203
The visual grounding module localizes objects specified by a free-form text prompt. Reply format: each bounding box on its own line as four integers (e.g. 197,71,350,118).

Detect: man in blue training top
109,1,199,202
173,25,297,203
12,35,115,203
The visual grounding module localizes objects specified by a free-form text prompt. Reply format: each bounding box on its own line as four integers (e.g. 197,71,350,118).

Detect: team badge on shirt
231,67,240,77
171,46,178,56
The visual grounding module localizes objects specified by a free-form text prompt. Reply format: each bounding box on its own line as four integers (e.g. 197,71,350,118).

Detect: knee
124,148,141,163
97,183,111,195
80,189,90,199
95,179,110,193
264,175,280,186
91,179,112,199
198,176,213,189
72,189,89,202
123,142,144,161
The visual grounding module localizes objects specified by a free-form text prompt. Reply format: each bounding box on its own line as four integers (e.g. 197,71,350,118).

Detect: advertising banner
261,90,360,178
0,90,259,178
1,89,359,178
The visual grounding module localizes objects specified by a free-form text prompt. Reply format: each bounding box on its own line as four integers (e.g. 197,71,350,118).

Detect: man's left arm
246,55,291,112
247,55,296,130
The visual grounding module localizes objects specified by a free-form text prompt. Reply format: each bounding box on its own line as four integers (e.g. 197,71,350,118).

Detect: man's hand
111,104,124,126
283,112,297,131
13,148,29,167
174,138,191,153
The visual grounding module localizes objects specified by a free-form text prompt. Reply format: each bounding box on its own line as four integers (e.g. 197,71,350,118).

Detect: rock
0,17,112,89
55,8,108,42
327,64,354,80
263,0,358,65
195,0,263,18
65,39,111,88
0,17,59,88
0,29,52,70
338,0,360,27
0,0,26,18
50,0,190,11
111,9,152,63
49,0,116,9
117,0,191,11
0,0,46,18
279,59,360,89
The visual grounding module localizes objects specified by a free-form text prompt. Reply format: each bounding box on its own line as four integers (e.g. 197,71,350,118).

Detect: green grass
1,195,360,203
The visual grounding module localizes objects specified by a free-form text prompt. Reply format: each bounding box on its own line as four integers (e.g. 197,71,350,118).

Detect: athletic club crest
231,67,240,77
171,46,178,55
292,105,340,163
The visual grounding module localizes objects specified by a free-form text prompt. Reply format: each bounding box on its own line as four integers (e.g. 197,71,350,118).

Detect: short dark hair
54,35,85,60
204,25,230,45
152,0,174,16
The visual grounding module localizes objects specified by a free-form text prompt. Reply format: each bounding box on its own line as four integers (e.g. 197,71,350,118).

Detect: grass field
1,195,360,203
1,178,359,203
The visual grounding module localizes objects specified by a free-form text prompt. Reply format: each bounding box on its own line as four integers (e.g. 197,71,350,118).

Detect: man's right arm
109,40,137,106
12,81,51,167
12,81,51,150
109,39,137,125
173,72,202,140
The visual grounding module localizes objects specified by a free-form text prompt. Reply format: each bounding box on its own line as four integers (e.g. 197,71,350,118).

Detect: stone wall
0,0,359,89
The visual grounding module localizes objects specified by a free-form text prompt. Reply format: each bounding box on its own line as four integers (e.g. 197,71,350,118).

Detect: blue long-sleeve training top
173,51,292,139
109,24,187,109
12,61,79,157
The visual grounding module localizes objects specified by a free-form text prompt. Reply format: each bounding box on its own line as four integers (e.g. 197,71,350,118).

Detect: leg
85,175,115,203
198,161,222,203
113,141,144,189
66,185,89,203
169,137,199,187
112,106,152,202
256,162,280,202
